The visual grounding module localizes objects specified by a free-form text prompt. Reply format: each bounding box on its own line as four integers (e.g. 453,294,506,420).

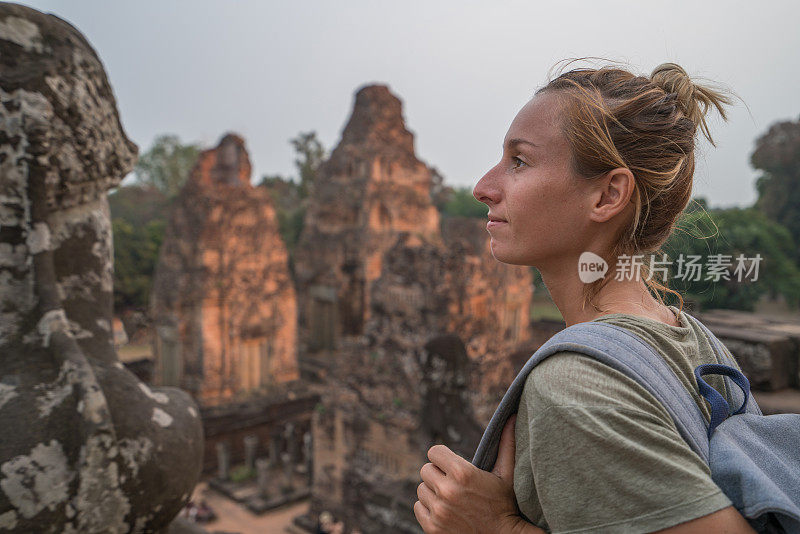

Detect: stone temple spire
294,83,442,343
338,84,416,156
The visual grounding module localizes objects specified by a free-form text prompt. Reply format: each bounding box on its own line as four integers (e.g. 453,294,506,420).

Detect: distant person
415,61,759,533
316,511,334,534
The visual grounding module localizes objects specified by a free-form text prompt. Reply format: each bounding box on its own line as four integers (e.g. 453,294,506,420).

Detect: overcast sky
17,0,800,208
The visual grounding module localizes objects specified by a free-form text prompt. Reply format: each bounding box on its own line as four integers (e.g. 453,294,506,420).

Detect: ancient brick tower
293,85,534,533
151,133,299,404
293,85,442,353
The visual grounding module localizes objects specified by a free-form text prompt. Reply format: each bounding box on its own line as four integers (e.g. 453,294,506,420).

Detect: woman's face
473,91,594,268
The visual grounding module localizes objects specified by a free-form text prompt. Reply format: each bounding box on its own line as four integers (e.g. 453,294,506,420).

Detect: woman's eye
511,156,527,170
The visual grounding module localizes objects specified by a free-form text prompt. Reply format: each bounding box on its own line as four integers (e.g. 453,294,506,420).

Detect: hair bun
650,62,735,147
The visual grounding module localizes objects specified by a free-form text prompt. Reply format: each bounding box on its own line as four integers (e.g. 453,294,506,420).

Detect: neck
540,265,674,327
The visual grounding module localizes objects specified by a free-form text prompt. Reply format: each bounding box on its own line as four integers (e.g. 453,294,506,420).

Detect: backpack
472,311,800,533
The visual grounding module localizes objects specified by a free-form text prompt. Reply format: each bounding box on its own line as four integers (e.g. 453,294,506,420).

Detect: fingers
420,462,445,494
417,481,435,510
427,444,476,486
413,499,433,532
427,444,463,475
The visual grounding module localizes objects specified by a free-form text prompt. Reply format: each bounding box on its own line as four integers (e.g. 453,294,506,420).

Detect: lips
487,214,507,230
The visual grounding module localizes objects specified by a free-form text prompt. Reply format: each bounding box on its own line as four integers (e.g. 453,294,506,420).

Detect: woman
414,62,758,533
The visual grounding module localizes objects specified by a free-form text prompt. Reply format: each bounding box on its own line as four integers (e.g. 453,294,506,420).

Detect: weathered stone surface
199,385,317,472
693,308,800,391
294,85,533,532
752,388,800,415
151,134,299,404
0,4,203,532
294,85,442,348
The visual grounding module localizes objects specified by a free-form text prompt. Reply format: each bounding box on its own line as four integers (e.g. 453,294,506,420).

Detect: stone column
269,431,281,469
216,441,230,480
281,451,294,493
285,422,298,464
301,430,313,475
244,435,258,471
256,457,271,497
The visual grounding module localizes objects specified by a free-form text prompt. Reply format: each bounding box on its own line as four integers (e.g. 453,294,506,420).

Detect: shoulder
517,350,730,533
521,350,671,422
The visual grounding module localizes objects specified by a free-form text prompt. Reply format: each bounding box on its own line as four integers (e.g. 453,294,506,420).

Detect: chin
489,244,531,266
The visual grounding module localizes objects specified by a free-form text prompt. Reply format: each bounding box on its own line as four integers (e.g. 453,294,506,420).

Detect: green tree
439,186,487,219
109,185,170,311
751,117,800,262
112,218,166,310
662,207,800,311
134,134,201,199
684,196,709,214
260,174,305,252
290,131,326,198
259,131,327,254
108,184,169,228
430,167,454,212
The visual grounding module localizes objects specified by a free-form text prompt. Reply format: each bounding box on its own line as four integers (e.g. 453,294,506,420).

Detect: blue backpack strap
472,321,710,472
683,311,763,417
695,364,751,438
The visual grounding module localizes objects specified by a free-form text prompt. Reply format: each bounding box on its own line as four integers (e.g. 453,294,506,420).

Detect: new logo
578,251,608,283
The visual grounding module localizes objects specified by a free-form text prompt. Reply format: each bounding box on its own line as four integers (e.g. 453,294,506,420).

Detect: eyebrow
505,138,539,150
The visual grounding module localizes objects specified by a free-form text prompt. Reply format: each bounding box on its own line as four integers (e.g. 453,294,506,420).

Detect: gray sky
17,0,800,208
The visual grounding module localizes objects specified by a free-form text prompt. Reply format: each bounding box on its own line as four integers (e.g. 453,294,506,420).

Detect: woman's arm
415,414,545,534
414,407,755,534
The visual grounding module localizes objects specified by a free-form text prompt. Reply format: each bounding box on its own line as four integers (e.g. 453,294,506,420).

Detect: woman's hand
414,414,545,534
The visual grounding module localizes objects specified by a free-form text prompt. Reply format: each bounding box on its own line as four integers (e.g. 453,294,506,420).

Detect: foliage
290,131,326,198
259,131,327,253
430,167,454,212
112,218,166,310
109,185,171,311
661,206,800,311
684,196,709,214
229,464,255,483
438,186,486,219
260,175,305,253
277,205,306,253
108,184,169,227
134,134,201,199
751,118,800,263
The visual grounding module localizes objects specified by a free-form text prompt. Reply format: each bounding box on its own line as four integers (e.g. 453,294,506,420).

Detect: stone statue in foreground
0,4,203,532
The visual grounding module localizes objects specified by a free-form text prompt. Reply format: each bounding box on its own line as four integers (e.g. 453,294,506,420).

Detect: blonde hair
536,60,736,314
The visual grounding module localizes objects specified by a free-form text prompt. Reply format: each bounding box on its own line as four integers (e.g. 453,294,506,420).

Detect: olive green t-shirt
513,305,739,533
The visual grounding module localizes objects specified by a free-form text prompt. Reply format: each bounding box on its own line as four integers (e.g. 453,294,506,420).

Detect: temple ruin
149,133,318,517
292,85,535,533
151,134,300,404
4,5,799,532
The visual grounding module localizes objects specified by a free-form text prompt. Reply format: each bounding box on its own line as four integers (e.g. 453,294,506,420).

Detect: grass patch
229,464,255,482
530,299,563,321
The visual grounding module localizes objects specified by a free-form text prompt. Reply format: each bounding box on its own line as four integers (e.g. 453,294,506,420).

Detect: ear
588,168,635,223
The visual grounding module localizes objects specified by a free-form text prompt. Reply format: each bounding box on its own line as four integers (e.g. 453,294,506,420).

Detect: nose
473,164,501,206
